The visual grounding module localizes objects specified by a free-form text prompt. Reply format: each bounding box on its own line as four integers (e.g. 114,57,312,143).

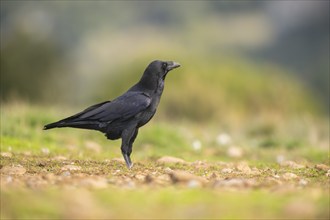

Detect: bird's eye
162,63,167,69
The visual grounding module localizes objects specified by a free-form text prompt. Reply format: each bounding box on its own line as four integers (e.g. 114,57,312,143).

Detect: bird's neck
137,73,159,92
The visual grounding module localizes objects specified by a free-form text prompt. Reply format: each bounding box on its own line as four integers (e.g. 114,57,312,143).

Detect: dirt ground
1,153,329,219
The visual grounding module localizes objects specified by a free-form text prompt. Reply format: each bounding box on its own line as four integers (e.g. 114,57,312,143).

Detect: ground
1,103,329,219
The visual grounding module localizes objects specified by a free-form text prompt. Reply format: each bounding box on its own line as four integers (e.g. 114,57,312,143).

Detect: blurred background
1,2,329,218
1,1,329,121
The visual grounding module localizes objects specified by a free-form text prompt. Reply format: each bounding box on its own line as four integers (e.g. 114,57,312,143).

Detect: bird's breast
136,109,156,127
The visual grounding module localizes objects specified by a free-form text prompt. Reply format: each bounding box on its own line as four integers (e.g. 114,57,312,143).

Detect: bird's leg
121,127,137,169
122,154,132,169
128,129,138,158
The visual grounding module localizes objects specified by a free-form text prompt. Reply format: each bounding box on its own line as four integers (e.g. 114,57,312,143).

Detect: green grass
1,103,329,219
2,188,329,219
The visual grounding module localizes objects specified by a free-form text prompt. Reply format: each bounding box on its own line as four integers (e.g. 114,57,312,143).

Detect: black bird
44,60,180,168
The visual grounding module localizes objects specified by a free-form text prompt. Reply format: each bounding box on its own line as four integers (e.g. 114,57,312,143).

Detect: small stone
113,169,121,175
157,156,187,164
0,152,12,158
134,174,145,181
191,161,209,169
227,146,243,158
145,175,153,183
208,172,218,179
213,178,256,188
155,174,171,185
299,179,308,186
236,162,251,173
0,175,13,185
221,168,233,174
79,177,108,189
326,170,330,177
169,170,207,185
111,158,125,163
38,161,47,167
23,151,32,156
123,180,136,189
263,177,283,187
163,167,173,174
61,171,71,177
52,156,67,161
43,173,56,181
282,172,298,180
187,180,202,188
315,164,329,171
250,168,261,175
61,165,82,172
1,165,26,175
281,161,305,169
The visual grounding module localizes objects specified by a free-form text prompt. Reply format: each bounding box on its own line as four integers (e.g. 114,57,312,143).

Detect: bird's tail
43,121,65,130
43,120,103,131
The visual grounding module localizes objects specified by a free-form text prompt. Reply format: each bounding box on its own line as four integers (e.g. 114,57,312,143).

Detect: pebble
1,165,26,175
2,176,13,184
280,161,305,169
315,164,329,171
163,167,173,174
169,170,207,185
187,180,202,188
111,158,125,163
250,168,261,176
1,152,12,158
61,171,71,177
236,162,251,173
157,156,187,164
154,174,171,185
61,165,82,172
79,177,108,189
43,173,56,181
134,174,145,181
299,179,308,186
191,160,210,169
145,174,153,183
213,178,256,188
52,156,67,161
282,172,298,180
221,168,233,174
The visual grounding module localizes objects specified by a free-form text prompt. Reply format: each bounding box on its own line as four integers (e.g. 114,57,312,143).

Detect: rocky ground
1,153,329,190
1,153,330,219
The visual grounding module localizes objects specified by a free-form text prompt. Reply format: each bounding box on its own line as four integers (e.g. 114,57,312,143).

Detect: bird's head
138,60,180,90
146,60,181,80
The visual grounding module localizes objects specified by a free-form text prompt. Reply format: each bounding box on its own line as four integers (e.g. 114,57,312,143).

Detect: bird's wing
66,92,151,122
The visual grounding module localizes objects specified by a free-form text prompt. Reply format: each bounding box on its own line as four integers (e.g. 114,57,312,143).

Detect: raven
44,60,180,168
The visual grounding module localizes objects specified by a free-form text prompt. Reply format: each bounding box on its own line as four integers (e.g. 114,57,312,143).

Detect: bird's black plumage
44,60,180,168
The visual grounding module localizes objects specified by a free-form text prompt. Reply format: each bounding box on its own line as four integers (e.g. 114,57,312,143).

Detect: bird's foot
123,153,133,169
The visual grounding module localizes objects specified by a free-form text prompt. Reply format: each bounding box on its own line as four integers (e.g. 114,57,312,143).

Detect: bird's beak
167,61,181,72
